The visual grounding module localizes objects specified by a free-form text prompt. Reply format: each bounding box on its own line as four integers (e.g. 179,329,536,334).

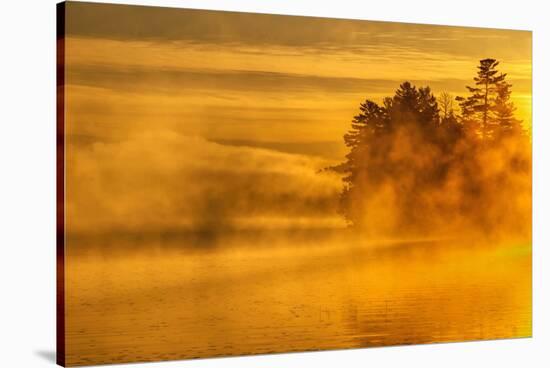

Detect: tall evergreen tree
455,94,478,138
335,82,441,228
338,100,389,224
492,79,523,137
462,58,506,139
390,82,439,130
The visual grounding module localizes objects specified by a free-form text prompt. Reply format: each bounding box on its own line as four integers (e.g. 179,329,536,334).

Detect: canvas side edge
56,2,66,367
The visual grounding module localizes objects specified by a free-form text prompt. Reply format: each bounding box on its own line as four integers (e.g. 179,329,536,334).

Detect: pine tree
455,94,476,136
335,82,440,228
390,82,439,130
338,100,389,224
492,79,523,137
463,58,506,139
332,60,530,236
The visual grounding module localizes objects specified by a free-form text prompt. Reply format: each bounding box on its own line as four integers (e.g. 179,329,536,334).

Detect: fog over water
62,3,531,366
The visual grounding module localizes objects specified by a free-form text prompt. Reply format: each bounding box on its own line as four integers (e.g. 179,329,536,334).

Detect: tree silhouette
390,82,439,130
338,99,389,224
438,92,455,121
492,80,523,137
461,58,506,139
333,58,530,237
336,82,443,229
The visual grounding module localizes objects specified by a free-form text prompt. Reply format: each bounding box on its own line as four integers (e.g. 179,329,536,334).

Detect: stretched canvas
56,1,532,366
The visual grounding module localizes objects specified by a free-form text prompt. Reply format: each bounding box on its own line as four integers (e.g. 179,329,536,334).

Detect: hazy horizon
64,2,531,235
60,3,532,366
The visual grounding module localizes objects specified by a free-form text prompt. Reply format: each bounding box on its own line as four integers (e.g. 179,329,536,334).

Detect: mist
333,74,531,243
66,130,344,240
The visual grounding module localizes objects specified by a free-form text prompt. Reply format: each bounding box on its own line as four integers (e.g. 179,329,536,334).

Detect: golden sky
63,2,532,234
65,2,531,149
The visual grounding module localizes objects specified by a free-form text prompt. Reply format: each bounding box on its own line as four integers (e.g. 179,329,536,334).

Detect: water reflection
65,235,531,366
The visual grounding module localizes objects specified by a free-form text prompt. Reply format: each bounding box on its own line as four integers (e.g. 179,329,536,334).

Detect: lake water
65,234,531,366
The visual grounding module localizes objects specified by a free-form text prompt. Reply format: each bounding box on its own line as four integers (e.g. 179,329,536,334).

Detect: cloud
64,1,531,63
70,63,531,97
68,64,406,95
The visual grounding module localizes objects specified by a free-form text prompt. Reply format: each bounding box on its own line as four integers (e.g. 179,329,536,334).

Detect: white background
0,0,549,367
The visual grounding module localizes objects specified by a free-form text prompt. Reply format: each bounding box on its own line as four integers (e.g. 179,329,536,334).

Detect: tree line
332,59,531,238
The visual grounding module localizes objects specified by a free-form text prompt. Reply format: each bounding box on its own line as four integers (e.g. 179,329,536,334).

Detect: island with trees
331,59,531,240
